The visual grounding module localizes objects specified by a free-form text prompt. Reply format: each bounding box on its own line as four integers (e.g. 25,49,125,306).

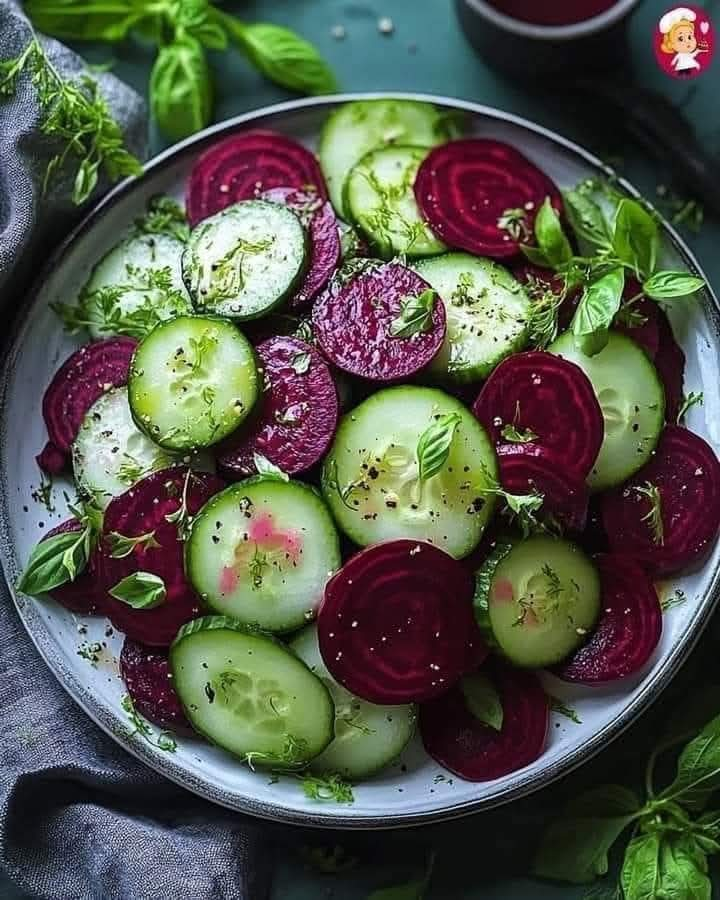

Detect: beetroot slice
36,441,68,475
414,139,563,259
43,520,104,614
261,187,341,309
496,443,589,532
216,336,338,479
318,539,485,704
120,638,193,733
96,468,225,646
600,425,720,576
312,262,445,382
614,279,661,360
420,659,548,781
654,308,685,423
554,555,661,683
186,130,327,227
472,351,604,480
41,338,137,462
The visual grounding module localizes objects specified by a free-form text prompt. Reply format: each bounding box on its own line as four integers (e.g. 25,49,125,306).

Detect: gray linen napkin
0,3,270,897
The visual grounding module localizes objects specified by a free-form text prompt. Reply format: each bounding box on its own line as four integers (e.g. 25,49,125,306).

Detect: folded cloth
0,3,270,897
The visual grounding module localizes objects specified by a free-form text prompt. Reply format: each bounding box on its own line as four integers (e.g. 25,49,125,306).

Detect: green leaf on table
16,529,88,595
660,714,720,811
460,672,503,730
563,189,612,249
389,289,437,338
109,572,166,609
150,35,212,142
572,267,625,356
24,0,142,42
612,199,658,280
643,271,706,300
533,197,573,270
620,833,661,900
533,784,641,884
416,413,461,482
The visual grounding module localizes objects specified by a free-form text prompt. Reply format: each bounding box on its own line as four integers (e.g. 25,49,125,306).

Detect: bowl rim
1,91,718,830
460,0,641,41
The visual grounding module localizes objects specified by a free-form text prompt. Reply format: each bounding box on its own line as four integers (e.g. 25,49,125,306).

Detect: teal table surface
3,0,720,897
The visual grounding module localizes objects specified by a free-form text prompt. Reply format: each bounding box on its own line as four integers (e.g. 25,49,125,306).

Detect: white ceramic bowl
1,93,719,829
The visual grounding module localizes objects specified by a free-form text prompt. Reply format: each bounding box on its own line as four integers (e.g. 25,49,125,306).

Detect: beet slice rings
318,539,486,704
120,638,193,733
414,139,563,258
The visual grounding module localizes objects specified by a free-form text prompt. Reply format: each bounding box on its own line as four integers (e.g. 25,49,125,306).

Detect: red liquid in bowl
486,0,618,26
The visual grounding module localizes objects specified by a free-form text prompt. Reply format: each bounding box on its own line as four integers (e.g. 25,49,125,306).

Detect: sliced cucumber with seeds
182,200,308,320
321,386,498,559
474,536,600,668
170,616,334,766
186,478,341,632
128,315,258,451
72,387,179,508
80,232,192,340
413,253,531,382
549,331,665,491
319,99,462,218
291,624,417,779
345,145,445,259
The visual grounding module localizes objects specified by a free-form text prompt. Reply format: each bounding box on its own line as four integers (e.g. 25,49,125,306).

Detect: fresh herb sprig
120,694,176,752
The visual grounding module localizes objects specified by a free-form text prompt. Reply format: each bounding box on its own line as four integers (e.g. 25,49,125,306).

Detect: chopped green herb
661,589,687,612
497,206,531,242
677,391,704,424
253,453,289,481
120,694,177,752
106,530,161,558
31,472,55,513
134,195,189,242
389,289,437,338
634,482,664,546
290,351,311,375
500,423,538,443
549,696,582,724
301,773,355,804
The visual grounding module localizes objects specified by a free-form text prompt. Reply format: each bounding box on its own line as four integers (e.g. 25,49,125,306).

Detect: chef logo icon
654,5,715,79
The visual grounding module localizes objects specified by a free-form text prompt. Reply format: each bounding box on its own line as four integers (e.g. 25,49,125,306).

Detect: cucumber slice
321,386,498,558
170,616,334,765
80,232,192,340
291,625,416,779
413,253,531,382
182,200,308,320
186,478,341,632
345,146,445,259
319,99,462,218
128,315,259,452
474,536,600,668
72,387,178,508
549,332,665,491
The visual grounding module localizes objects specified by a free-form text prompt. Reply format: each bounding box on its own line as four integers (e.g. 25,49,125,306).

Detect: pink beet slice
120,638,193,733
318,539,485,704
261,187,341,309
42,520,104,614
216,336,338,479
186,130,327,226
39,338,137,470
97,468,225,646
496,443,589,532
312,261,446,381
654,308,685,422
472,351,604,480
600,425,720,576
554,555,662,683
420,659,548,781
414,139,562,258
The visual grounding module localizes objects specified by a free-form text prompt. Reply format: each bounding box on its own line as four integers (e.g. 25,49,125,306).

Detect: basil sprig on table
534,711,720,899
523,182,706,357
24,0,337,141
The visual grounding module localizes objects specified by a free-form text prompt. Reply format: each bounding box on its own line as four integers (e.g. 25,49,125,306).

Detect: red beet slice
36,441,68,475
186,130,327,227
96,468,225,646
120,638,193,733
472,351,604,480
420,660,548,781
554,555,661,683
40,338,137,468
654,309,685,423
318,539,485,704
496,443,589,532
414,139,562,258
600,426,720,576
216,336,338,479
614,279,661,360
42,520,104,614
312,262,446,382
261,187,341,309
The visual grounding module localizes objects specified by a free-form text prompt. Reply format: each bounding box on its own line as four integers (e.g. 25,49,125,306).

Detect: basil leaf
16,529,89,595
572,267,625,356
389,289,437,338
533,785,641,884
660,714,720,811
460,672,503,730
24,0,141,42
533,197,573,269
109,572,166,609
416,413,461,482
621,834,661,900
563,189,612,249
150,36,212,141
520,244,552,268
500,424,538,443
643,271,706,300
612,199,658,280
253,453,290,482
656,834,711,899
